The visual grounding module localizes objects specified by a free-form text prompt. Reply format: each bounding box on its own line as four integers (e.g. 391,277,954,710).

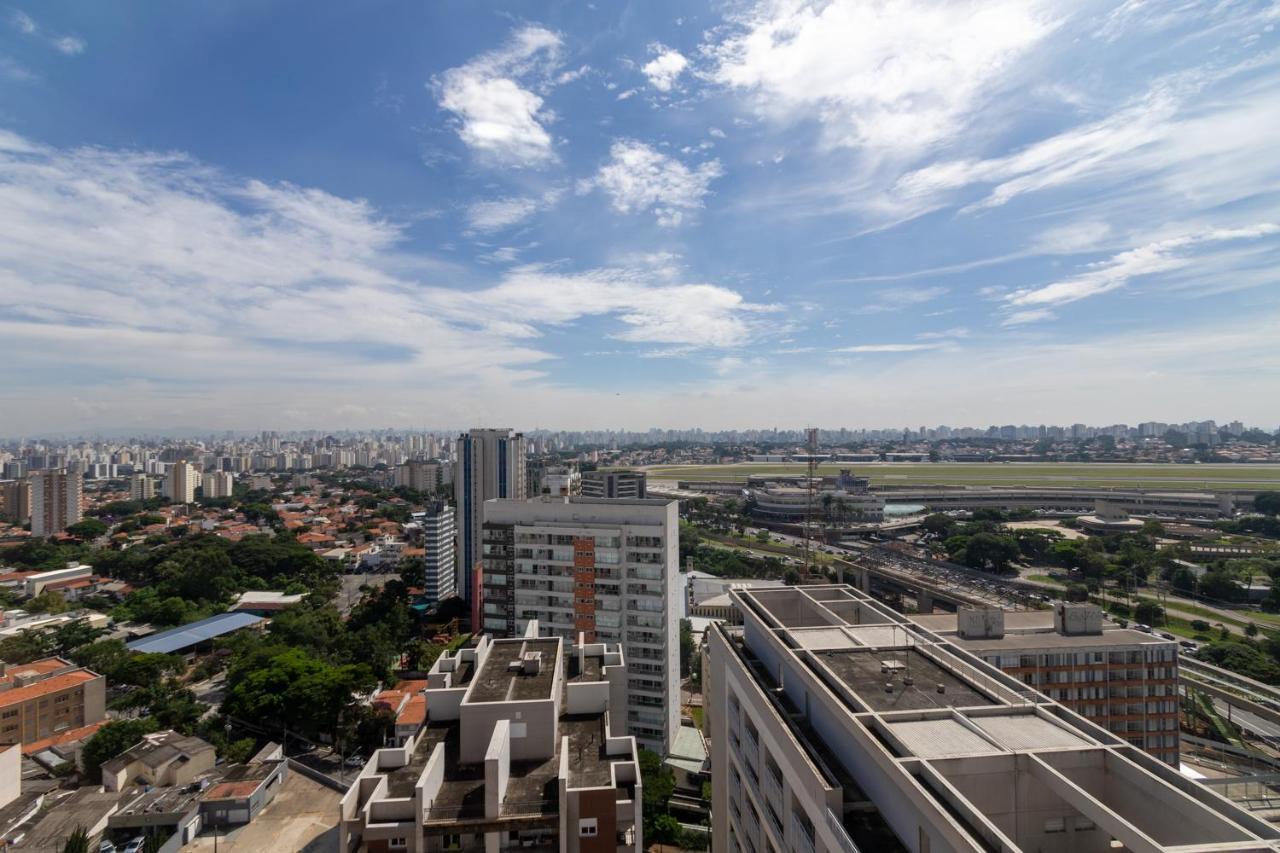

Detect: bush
1191,619,1211,632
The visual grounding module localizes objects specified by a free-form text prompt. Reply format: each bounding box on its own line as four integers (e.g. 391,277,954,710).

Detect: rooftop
814,647,995,712
125,611,264,654
466,637,560,703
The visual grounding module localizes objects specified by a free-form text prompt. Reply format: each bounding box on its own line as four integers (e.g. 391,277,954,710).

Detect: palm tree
61,827,89,853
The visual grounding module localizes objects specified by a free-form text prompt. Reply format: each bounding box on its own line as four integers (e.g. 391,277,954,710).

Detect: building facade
0,479,31,524
163,461,197,503
339,626,642,853
915,605,1180,765
412,501,456,603
453,428,526,604
708,585,1275,853
395,460,445,494
29,470,83,538
581,470,647,500
0,658,106,747
203,471,235,499
127,473,155,501
480,496,679,753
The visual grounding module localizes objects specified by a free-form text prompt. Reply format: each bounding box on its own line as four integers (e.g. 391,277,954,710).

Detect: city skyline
2,1,1279,432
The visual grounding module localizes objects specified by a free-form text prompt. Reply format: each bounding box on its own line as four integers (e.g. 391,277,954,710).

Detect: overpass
872,486,1235,519
829,544,1038,614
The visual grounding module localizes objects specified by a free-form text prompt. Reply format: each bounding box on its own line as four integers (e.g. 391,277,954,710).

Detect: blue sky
2,0,1279,434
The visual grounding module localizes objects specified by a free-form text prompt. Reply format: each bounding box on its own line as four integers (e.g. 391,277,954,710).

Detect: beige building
128,472,155,501
0,658,105,747
709,585,1280,853
163,461,198,503
339,624,642,853
203,470,235,498
0,479,31,524
29,469,82,537
914,605,1180,765
100,730,216,792
394,460,445,494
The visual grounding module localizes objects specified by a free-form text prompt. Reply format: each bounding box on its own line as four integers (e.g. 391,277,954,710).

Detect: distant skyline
2,1,1279,434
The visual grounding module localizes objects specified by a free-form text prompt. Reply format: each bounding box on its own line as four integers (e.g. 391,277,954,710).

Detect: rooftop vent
522,651,543,675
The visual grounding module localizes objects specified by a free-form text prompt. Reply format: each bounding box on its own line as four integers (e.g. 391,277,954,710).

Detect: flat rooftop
467,637,560,703
814,648,995,712
949,629,1172,652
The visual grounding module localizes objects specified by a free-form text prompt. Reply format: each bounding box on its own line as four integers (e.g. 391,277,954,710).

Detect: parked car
122,838,145,853
98,842,116,853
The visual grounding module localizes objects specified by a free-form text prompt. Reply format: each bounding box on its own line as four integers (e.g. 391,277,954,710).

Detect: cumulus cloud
435,26,564,167
465,196,541,233
53,36,85,55
580,139,723,226
706,0,1056,154
642,45,688,92
0,130,774,430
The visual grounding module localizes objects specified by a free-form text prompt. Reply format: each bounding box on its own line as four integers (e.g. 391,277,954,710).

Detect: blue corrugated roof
126,611,265,654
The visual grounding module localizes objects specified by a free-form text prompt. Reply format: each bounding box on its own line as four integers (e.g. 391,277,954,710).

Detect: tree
1246,623,1260,637
81,718,158,783
25,590,69,614
1255,493,1280,516
679,619,694,678
1196,641,1280,684
65,518,109,540
783,569,801,586
1133,600,1164,626
960,533,1020,574
0,629,56,664
1199,571,1245,603
61,827,89,853
639,747,676,841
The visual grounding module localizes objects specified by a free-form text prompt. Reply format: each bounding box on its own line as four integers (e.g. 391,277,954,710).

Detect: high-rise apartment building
203,471,235,499
410,500,456,602
128,473,155,501
29,470,82,537
339,626,642,853
709,584,1279,853
163,461,197,503
581,470,647,500
914,605,1180,765
394,460,444,494
0,479,31,524
481,496,679,753
454,428,526,604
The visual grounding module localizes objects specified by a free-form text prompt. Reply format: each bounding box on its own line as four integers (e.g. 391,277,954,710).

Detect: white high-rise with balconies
480,496,680,754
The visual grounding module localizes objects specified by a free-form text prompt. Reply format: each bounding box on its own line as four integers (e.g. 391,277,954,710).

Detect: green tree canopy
81,718,159,783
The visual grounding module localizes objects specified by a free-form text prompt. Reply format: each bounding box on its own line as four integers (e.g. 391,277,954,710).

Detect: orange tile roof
0,670,96,708
203,778,267,800
21,720,108,755
393,680,428,693
396,696,426,727
0,658,69,683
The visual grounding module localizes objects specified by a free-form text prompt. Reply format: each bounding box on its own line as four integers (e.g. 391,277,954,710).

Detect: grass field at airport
639,462,1280,491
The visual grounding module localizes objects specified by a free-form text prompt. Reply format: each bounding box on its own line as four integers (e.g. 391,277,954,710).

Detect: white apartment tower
128,473,155,501
414,500,456,603
481,496,680,754
163,461,197,503
454,428,526,603
203,471,235,499
30,469,83,537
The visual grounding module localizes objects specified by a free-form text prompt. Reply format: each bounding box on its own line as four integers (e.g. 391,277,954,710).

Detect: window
442,833,462,850
389,838,407,850
1043,818,1066,833
579,818,598,837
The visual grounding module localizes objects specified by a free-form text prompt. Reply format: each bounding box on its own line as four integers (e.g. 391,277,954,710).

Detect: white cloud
917,326,969,340
53,35,84,55
707,0,1057,154
465,196,541,233
834,343,946,353
1005,223,1280,312
0,130,778,432
0,55,36,82
581,139,723,226
642,46,688,92
10,10,35,33
854,286,948,314
435,26,563,167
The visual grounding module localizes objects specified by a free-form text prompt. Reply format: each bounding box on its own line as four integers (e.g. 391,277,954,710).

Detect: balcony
791,813,817,853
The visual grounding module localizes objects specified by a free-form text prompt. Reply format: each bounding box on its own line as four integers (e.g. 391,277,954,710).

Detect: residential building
101,731,216,792
339,626,642,853
454,428,526,605
913,605,1180,765
481,496,679,753
0,479,31,524
541,464,581,496
204,470,235,498
24,562,93,597
709,584,1278,853
163,460,197,503
395,460,445,493
29,469,82,537
581,470,646,499
0,658,106,747
410,500,456,602
127,472,155,501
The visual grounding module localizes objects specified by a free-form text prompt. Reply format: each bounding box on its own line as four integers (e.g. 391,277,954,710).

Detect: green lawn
689,706,704,729
1025,574,1066,585
643,461,1280,490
